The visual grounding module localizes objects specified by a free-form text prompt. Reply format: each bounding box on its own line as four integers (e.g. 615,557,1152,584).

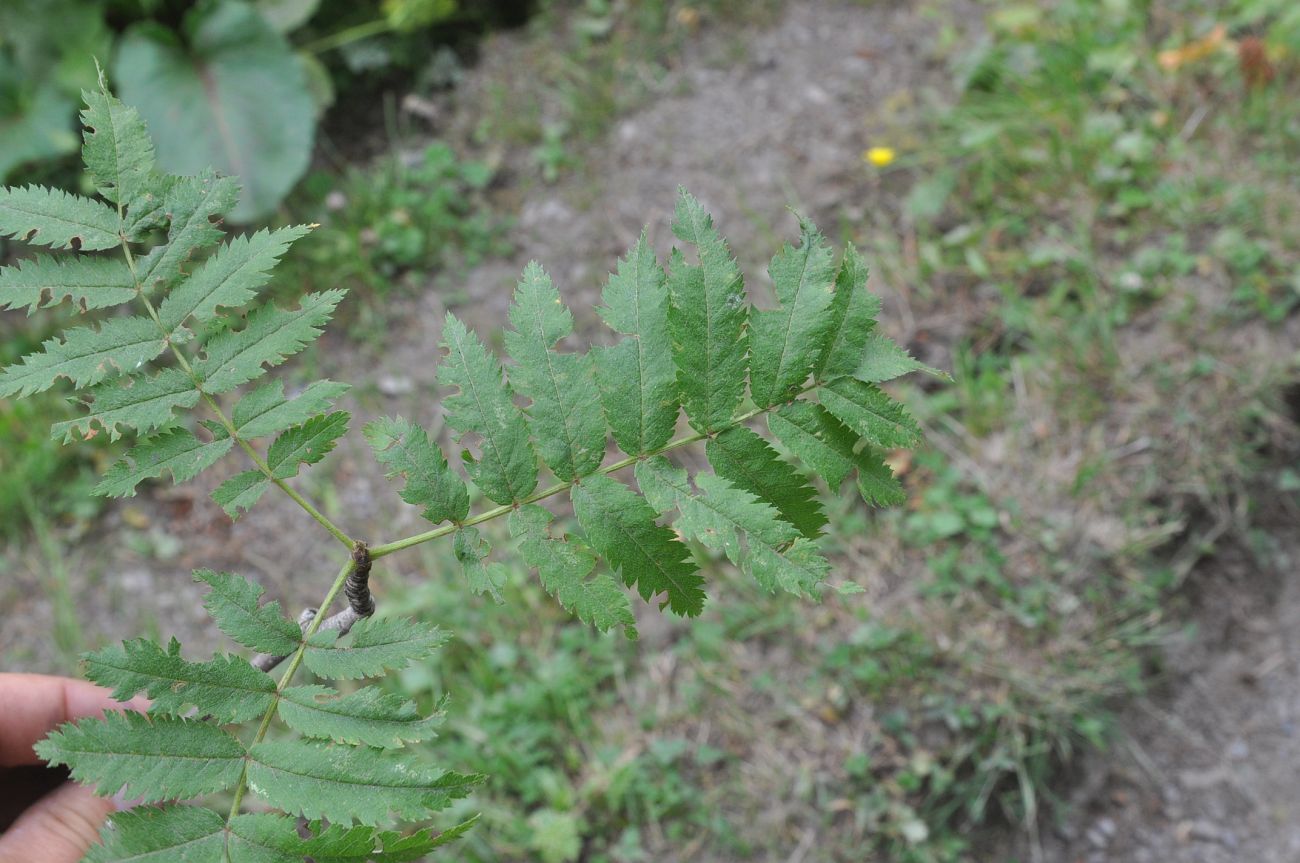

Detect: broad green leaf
53,368,200,442
636,457,828,597
0,84,78,183
83,637,275,723
158,225,312,332
246,740,481,825
856,331,948,383
818,377,921,449
81,86,155,206
438,313,538,504
133,172,241,292
509,504,637,637
233,378,349,439
84,805,225,863
813,243,881,383
95,429,233,497
195,289,345,394
365,416,469,525
0,255,135,314
278,685,444,748
706,426,826,539
767,401,858,490
505,262,605,480
667,188,748,433
115,2,315,221
303,615,450,680
748,218,837,408
453,526,507,603
0,184,120,250
854,446,906,507
570,473,704,616
226,812,475,863
34,712,244,802
0,316,165,398
194,569,301,656
212,470,269,519
593,232,678,455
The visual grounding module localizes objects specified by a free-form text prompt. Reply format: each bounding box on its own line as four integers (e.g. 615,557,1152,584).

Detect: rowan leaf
246,740,481,825
453,526,508,603
0,315,166,398
233,379,349,440
813,243,881,383
593,232,678,455
53,368,200,443
267,411,348,478
818,377,921,449
854,446,906,507
706,426,826,539
212,470,270,519
667,188,748,433
438,312,538,504
194,569,302,656
570,473,704,616
278,685,444,748
303,616,450,680
82,638,275,723
81,86,155,207
749,217,837,408
225,813,476,863
366,416,470,525
95,428,234,497
509,504,637,637
0,185,120,251
0,255,135,314
505,262,605,480
84,805,225,863
34,712,245,802
856,331,948,383
133,172,241,292
767,401,858,490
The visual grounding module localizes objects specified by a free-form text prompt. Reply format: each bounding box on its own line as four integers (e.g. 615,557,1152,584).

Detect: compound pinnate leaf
303,616,450,680
705,426,827,540
83,637,275,723
749,218,838,408
453,526,507,603
593,232,678,456
0,185,121,251
0,316,166,399
226,812,475,863
570,473,704,616
278,685,444,748
667,188,748,434
438,312,538,504
84,805,224,863
195,569,302,656
505,262,605,481
53,368,200,443
233,378,349,440
365,416,469,525
855,331,948,383
509,504,637,637
80,86,156,208
813,243,881,383
246,740,481,825
95,429,234,498
34,712,245,802
818,377,921,450
0,255,135,314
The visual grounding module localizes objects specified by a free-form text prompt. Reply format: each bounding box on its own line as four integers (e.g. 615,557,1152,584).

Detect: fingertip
0,782,113,863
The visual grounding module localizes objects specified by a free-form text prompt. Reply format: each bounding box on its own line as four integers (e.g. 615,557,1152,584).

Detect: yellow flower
864,147,896,167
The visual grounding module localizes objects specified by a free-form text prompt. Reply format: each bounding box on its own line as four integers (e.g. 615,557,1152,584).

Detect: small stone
1096,817,1117,838
1226,739,1249,760
377,375,414,396
325,191,347,212
1086,828,1108,850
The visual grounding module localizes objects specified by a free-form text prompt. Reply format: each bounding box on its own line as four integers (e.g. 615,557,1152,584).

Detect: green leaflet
438,312,538,504
749,218,838,408
505,262,605,481
53,368,200,442
813,243,881,383
593,232,678,456
0,315,166,398
0,254,135,314
854,446,906,507
95,428,234,497
509,504,637,637
767,401,857,490
225,812,477,863
667,188,748,434
233,379,350,440
818,377,921,450
133,172,241,292
158,225,312,332
194,569,302,656
856,331,948,383
212,470,270,518
194,290,345,394
636,457,828,597
85,805,225,863
278,685,444,748
570,473,704,616
304,616,450,680
706,426,827,539
246,740,481,825
453,526,507,603
34,712,245,803
83,637,275,723
365,416,469,525
80,86,155,208
212,410,349,517
0,184,121,251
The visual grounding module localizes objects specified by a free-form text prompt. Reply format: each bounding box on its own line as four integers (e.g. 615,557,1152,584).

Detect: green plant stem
301,18,394,55
118,241,355,548
227,555,358,820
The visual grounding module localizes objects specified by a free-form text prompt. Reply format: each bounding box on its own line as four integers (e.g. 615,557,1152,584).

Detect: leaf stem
300,18,394,55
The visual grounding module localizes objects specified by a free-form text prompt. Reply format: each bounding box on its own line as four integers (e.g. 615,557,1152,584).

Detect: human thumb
0,782,115,863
